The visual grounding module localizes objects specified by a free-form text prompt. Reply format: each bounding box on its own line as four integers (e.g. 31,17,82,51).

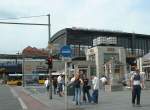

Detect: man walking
57,74,63,97
130,69,145,107
44,78,50,93
91,75,99,104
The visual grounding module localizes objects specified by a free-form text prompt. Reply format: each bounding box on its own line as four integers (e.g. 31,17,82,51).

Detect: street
0,86,22,110
0,85,50,110
1,85,150,110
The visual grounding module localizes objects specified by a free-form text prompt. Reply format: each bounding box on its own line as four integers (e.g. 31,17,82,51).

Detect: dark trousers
53,86,57,94
132,85,141,105
92,89,98,103
58,83,63,96
83,88,91,103
72,86,75,101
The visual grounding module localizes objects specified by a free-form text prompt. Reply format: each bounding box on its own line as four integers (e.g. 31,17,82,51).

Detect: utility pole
47,14,52,99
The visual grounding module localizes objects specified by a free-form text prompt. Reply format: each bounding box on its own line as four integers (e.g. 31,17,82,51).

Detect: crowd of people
44,70,102,105
44,68,145,107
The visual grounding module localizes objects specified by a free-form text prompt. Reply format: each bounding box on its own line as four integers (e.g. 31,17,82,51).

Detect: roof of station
50,27,150,42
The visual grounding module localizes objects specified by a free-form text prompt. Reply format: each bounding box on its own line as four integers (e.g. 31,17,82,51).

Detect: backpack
133,74,141,81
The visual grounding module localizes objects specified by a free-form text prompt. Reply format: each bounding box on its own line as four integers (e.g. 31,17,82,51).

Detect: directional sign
60,45,72,57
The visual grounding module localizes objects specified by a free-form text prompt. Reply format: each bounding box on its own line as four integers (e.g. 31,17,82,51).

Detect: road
0,86,22,110
0,85,51,110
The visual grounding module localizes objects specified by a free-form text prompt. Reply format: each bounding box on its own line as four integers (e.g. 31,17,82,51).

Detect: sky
0,0,150,54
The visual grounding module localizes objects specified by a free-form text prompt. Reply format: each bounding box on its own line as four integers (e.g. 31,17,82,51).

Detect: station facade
50,28,150,71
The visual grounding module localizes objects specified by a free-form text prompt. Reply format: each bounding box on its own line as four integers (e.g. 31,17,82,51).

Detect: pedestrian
130,69,145,107
53,76,58,94
62,75,65,95
100,75,108,90
100,75,107,85
74,72,83,105
91,75,99,104
44,78,50,92
57,74,63,97
69,73,75,101
82,74,91,103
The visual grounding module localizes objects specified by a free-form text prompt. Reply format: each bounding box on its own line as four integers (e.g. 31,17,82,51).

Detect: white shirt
131,73,143,85
44,79,49,87
100,77,107,84
92,76,99,90
70,77,75,82
57,75,62,83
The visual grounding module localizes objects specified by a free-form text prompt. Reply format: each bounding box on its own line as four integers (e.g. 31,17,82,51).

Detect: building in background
86,46,126,86
50,28,150,71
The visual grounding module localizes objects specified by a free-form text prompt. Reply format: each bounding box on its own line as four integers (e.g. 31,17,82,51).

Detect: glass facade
70,44,90,57
103,53,119,63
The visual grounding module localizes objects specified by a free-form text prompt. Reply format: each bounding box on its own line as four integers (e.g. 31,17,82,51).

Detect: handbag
87,85,91,90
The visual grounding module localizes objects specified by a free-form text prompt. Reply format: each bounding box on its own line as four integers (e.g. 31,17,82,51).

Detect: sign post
60,45,72,110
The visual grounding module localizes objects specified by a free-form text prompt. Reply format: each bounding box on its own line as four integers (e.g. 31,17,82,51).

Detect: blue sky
0,0,150,54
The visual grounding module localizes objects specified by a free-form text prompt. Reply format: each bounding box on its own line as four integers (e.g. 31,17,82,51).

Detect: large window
70,44,88,57
104,53,119,63
90,66,96,76
89,55,95,62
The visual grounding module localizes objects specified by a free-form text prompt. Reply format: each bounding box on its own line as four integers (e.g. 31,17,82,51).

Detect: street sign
60,45,72,57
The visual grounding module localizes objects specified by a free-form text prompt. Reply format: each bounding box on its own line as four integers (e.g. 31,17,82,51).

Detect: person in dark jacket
53,76,58,94
82,74,91,103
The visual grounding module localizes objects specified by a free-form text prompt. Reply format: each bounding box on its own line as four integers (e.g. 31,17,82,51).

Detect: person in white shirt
57,74,63,97
91,75,99,104
100,75,107,90
68,74,75,102
100,75,107,85
130,69,144,106
44,78,50,92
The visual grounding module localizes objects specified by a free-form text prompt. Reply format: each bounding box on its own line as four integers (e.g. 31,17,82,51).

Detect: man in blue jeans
130,69,144,107
91,75,99,104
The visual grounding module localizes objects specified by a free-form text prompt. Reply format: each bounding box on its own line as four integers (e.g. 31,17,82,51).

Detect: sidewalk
22,86,150,110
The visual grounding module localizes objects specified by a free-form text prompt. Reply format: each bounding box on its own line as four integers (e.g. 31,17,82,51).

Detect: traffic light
46,56,53,69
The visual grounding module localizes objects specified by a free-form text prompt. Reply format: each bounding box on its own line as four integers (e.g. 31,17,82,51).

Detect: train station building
50,28,150,69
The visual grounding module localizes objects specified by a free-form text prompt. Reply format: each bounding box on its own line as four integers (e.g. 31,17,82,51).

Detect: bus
7,74,22,86
7,73,61,86
38,74,48,84
7,73,47,86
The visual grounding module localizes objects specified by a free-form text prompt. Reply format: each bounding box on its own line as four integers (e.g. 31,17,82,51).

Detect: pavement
1,84,150,110
12,86,51,110
2,85,150,110
21,86,150,110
